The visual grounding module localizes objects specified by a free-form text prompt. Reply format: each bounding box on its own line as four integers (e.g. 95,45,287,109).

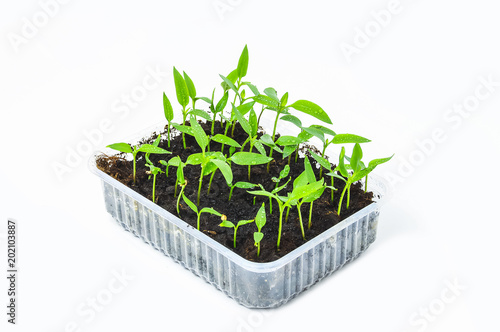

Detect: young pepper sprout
182,194,222,230
219,215,254,248
107,142,170,184
253,203,266,258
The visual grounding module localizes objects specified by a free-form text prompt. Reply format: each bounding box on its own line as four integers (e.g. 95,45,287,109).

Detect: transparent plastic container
89,125,390,308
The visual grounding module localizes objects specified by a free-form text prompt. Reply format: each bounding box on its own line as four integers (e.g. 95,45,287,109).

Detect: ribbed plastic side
100,179,380,308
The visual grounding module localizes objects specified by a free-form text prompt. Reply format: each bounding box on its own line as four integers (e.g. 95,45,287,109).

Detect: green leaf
280,114,302,128
200,207,222,216
209,159,233,185
249,108,258,137
247,190,276,200
310,124,336,137
253,141,267,155
227,69,238,84
303,155,316,182
309,149,332,170
289,180,325,201
275,136,303,146
237,45,249,79
259,134,276,146
280,92,289,106
243,82,259,95
211,134,241,148
183,71,196,100
182,194,198,213
177,164,185,183
190,116,208,151
234,182,257,189
137,144,171,154
368,154,394,169
107,143,132,154
220,74,239,96
303,186,326,203
236,101,255,117
298,130,313,142
237,219,254,228
168,156,181,167
151,134,161,147
220,220,235,228
302,126,325,143
254,232,264,244
272,177,291,194
338,147,348,177
163,93,174,122
253,95,279,109
232,104,252,137
282,145,295,158
279,165,290,179
186,153,204,165
289,100,332,124
350,143,363,173
332,134,371,144
198,96,212,104
172,124,194,136
264,87,279,101
351,167,373,183
203,161,218,176
231,152,273,165
215,92,229,114
189,109,211,121
173,67,189,107
255,203,266,230
293,171,309,189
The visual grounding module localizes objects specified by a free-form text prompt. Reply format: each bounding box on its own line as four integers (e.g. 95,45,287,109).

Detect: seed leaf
282,145,295,159
232,104,252,137
182,194,198,213
247,190,276,199
303,186,326,203
289,179,324,201
200,207,222,216
163,93,174,122
332,134,371,144
190,116,208,151
338,147,348,177
280,114,302,128
237,219,254,227
189,109,212,121
231,152,273,165
211,134,241,148
209,159,233,185
173,67,189,107
198,96,212,104
309,149,332,170
255,203,266,230
186,153,204,165
302,126,325,143
236,101,256,117
168,156,181,167
137,144,171,154
253,95,279,109
293,171,309,189
289,100,332,124
279,165,290,179
231,182,254,190
220,74,239,96
310,124,336,137
237,45,249,79
303,155,316,182
249,108,258,137
183,71,196,100
173,124,194,136
243,82,260,95
264,87,279,101
275,136,303,146
350,143,363,173
280,92,289,106
220,220,235,228
254,232,264,244
215,92,229,114
107,143,132,153
368,154,394,169
254,141,267,155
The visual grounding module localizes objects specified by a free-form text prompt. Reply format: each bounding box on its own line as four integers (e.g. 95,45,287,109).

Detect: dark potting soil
96,121,374,262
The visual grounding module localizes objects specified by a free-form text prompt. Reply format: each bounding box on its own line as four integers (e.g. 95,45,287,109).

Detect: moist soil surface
96,121,374,262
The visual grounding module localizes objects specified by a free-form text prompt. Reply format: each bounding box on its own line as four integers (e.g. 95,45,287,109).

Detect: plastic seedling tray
90,124,390,308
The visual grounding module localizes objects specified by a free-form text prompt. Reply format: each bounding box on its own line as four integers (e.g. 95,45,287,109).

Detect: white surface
1,0,499,331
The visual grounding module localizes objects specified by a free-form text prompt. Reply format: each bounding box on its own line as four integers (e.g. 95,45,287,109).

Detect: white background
1,0,499,331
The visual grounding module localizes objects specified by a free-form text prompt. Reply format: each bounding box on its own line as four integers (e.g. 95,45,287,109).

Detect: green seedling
269,164,290,215
182,193,222,230
188,116,233,205
107,142,170,184
228,181,257,201
163,93,174,148
145,161,163,203
173,67,190,148
249,178,324,249
160,156,187,215
308,149,344,203
337,143,393,215
253,203,266,258
219,215,254,248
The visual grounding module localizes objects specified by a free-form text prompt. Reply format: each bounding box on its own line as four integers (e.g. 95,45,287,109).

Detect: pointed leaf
215,92,229,114
253,141,267,155
107,143,132,154
249,108,258,137
172,123,194,136
310,124,336,136
303,155,316,182
350,143,363,173
302,126,325,143
183,71,196,100
186,153,204,165
309,149,332,170
243,82,260,95
211,134,241,148
200,207,222,216
237,219,254,228
163,93,174,122
280,114,302,128
253,95,279,108
237,45,249,79
264,87,279,101
190,116,208,151
338,147,348,177
368,154,394,169
332,134,371,144
275,136,303,146
289,180,325,201
289,100,332,124
232,104,252,137
220,74,239,96
280,92,289,106
182,194,198,213
168,156,181,167
231,152,273,165
137,144,171,154
209,158,233,185
219,220,235,228
173,67,189,107
254,232,264,244
236,101,255,117
189,109,211,121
